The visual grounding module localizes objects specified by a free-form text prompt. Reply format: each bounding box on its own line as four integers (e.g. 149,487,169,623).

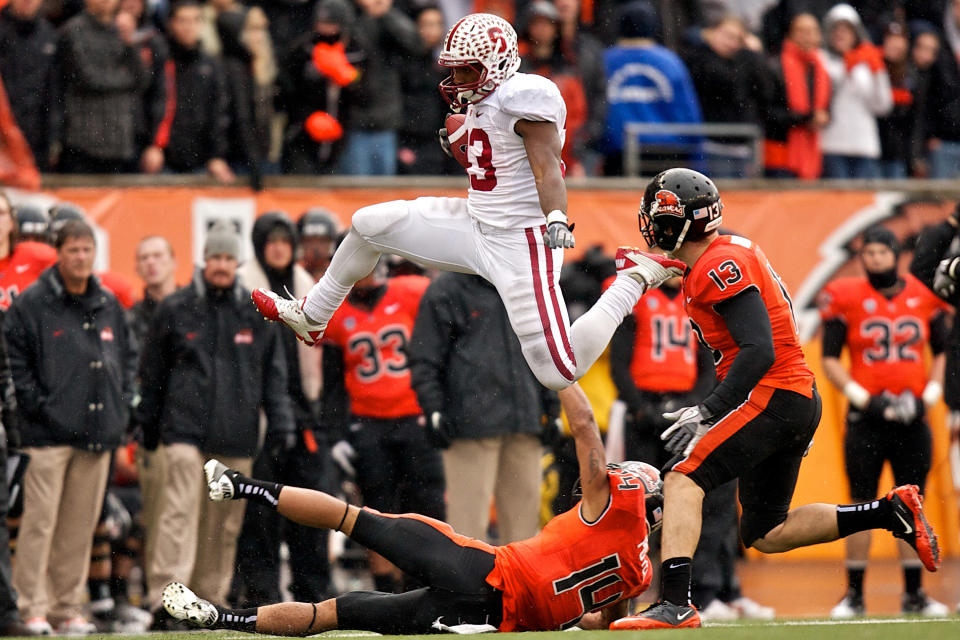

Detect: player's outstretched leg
163,582,338,636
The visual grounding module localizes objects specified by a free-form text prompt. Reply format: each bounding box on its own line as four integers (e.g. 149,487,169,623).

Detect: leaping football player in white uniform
252,13,684,391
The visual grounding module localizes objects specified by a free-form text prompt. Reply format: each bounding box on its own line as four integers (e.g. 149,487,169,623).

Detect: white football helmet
438,13,521,107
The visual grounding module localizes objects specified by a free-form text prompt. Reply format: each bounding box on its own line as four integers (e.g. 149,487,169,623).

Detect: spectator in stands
554,0,607,174
217,7,277,189
5,219,136,636
322,261,443,593
398,5,460,176
877,21,922,178
135,220,293,625
149,0,234,183
197,0,240,56
235,212,330,606
762,12,830,179
819,3,892,179
519,1,588,175
297,208,340,279
50,0,146,174
923,0,960,179
681,15,767,177
601,0,701,175
409,272,559,544
0,0,57,170
339,0,423,176
277,0,359,175
907,25,940,177
117,0,169,174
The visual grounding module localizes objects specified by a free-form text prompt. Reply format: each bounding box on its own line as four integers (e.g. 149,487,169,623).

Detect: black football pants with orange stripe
667,385,822,547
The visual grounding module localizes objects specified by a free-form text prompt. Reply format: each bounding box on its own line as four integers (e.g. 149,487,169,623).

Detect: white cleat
615,247,686,290
902,590,949,617
698,598,738,622
162,582,218,628
204,459,237,501
830,593,865,619
251,288,326,346
730,596,775,620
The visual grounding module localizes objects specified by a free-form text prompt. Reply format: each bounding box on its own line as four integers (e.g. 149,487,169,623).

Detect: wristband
922,381,943,408
843,381,871,410
546,210,568,226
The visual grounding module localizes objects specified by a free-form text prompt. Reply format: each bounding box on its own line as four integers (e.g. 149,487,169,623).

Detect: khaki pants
442,433,542,544
12,446,111,622
135,446,167,566
145,443,251,611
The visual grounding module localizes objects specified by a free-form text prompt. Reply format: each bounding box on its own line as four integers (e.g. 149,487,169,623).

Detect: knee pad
740,510,788,549
351,202,409,239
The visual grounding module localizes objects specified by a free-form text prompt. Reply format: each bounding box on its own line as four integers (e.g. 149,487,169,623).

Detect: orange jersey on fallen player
629,288,697,393
489,467,653,631
682,235,813,396
0,241,56,310
818,274,948,396
323,276,429,418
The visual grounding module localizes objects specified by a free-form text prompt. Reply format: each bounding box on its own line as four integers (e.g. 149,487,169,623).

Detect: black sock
88,578,111,603
836,499,892,537
214,606,258,632
373,574,397,594
110,576,128,600
660,557,692,606
903,566,921,595
846,567,865,597
231,472,284,508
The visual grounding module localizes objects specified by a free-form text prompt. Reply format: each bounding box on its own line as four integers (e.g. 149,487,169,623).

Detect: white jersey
463,73,566,229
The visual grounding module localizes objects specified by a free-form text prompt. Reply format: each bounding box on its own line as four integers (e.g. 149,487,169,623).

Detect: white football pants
304,197,643,390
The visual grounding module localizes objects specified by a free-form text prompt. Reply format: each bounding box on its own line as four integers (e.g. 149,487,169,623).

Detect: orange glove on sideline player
312,41,359,86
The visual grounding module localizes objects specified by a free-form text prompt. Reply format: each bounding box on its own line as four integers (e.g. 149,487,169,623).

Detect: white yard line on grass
707,618,959,628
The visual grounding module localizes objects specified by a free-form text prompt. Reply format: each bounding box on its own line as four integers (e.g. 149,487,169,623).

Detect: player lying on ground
250,12,686,391
163,383,661,634
611,169,941,630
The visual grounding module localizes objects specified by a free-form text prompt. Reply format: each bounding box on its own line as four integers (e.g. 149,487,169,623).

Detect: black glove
425,411,453,449
862,394,893,422
266,430,298,458
438,128,452,158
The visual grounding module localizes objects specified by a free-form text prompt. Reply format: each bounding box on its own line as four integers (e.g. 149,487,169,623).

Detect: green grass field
46,619,959,640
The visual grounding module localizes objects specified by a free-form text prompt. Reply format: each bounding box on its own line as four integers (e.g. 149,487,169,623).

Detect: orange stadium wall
41,186,960,561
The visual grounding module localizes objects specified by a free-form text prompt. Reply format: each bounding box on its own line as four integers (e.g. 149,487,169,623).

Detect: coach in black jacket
136,219,293,617
409,273,558,544
5,219,135,632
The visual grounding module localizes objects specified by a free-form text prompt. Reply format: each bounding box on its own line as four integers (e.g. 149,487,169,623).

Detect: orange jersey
682,235,814,396
323,276,429,418
629,288,696,392
0,241,56,310
489,467,653,631
818,275,948,395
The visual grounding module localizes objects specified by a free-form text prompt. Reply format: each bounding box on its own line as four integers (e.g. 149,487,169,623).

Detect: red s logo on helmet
487,27,507,54
653,190,683,216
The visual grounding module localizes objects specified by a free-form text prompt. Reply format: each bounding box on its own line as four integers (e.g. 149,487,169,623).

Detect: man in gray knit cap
135,219,294,629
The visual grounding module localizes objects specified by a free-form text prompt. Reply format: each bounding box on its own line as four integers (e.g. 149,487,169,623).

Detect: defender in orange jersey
160,383,661,634
0,196,56,311
819,226,950,618
612,168,941,631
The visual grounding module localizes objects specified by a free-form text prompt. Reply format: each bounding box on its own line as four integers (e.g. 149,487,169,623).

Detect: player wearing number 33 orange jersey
613,169,941,631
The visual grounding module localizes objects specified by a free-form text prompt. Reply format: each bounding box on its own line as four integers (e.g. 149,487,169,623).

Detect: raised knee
351,202,409,239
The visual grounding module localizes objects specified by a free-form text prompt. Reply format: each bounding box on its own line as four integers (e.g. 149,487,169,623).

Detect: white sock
570,276,645,377
302,229,381,324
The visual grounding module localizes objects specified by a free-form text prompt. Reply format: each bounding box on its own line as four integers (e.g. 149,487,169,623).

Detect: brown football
445,113,469,168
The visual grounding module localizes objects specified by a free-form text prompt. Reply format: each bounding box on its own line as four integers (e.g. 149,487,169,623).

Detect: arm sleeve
262,327,295,434
210,61,231,160
698,287,775,420
65,31,144,93
929,311,949,356
609,316,644,413
320,343,349,442
407,284,454,418
821,318,848,359
688,343,717,403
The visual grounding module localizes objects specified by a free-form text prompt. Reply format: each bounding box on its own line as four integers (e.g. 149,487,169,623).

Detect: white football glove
438,127,452,158
543,210,575,250
933,256,960,299
661,405,711,457
331,439,356,478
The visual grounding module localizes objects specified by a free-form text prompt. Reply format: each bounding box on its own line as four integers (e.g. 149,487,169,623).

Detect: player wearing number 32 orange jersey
612,169,942,631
